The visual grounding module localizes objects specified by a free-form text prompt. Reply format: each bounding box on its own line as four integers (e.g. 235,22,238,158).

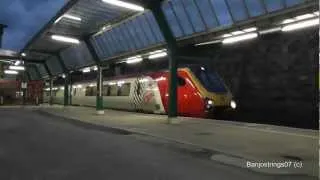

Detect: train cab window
190,67,227,93
178,76,186,86
109,85,118,96
118,83,131,96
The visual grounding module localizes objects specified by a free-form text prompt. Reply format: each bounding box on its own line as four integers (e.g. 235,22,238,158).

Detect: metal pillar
96,66,104,114
56,53,69,106
150,2,179,120
0,24,7,48
84,38,104,114
64,73,70,106
49,78,53,105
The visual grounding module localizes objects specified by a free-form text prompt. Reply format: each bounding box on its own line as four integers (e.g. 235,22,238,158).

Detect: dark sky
0,0,66,51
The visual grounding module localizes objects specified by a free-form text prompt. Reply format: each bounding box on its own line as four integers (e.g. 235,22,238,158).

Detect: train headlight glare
230,100,237,109
207,100,213,105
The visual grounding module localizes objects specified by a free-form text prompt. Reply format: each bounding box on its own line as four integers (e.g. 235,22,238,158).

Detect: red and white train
44,66,236,118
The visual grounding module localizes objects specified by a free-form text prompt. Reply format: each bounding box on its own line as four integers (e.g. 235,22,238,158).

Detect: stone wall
181,28,318,129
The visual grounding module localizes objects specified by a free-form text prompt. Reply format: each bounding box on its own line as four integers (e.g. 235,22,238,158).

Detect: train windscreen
190,67,227,93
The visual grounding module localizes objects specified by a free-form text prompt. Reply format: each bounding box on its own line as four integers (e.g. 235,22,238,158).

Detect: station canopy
21,0,317,80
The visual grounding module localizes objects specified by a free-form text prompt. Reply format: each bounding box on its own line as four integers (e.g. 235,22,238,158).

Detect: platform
32,105,319,177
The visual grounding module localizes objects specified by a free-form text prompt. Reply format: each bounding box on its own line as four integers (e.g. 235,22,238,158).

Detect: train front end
186,66,236,118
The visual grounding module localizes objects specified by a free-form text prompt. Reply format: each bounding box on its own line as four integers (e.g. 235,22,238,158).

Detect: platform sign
21,82,27,89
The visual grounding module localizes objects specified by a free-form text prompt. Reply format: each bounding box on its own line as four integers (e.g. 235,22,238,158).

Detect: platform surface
14,105,320,177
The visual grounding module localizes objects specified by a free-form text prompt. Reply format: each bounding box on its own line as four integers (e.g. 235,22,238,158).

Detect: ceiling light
51,35,80,44
63,14,82,21
4,70,18,75
259,27,282,35
295,13,315,20
148,52,167,59
14,61,21,66
82,67,90,73
54,16,63,23
231,31,244,35
21,53,26,57
102,0,144,11
62,74,66,78
126,56,143,64
282,18,319,32
9,65,25,71
222,33,258,44
222,34,232,38
93,66,98,71
243,27,257,32
194,39,221,46
282,18,295,24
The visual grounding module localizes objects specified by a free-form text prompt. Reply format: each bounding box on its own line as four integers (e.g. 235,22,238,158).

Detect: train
43,66,236,118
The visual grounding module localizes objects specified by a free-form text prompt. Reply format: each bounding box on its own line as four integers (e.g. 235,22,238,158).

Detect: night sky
0,0,66,51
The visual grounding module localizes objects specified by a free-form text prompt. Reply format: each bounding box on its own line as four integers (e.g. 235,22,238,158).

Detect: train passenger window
118,83,131,96
102,85,110,96
85,86,96,96
178,76,186,86
109,85,118,96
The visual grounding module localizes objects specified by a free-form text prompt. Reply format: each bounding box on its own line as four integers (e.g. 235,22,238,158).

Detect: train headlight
205,99,214,109
230,100,237,109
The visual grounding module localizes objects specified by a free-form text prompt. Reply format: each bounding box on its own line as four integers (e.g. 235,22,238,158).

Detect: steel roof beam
20,0,80,54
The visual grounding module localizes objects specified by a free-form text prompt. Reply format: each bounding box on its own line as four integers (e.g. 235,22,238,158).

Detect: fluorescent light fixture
21,53,26,57
82,67,90,73
77,85,82,88
259,27,282,35
282,18,319,32
108,82,116,85
51,35,80,44
63,14,82,21
148,52,167,59
126,56,143,64
102,25,111,31
222,33,232,38
9,65,25,71
62,74,66,78
60,87,65,90
282,18,295,24
93,66,98,71
295,13,315,20
231,31,244,35
222,33,258,44
195,39,221,46
89,84,95,87
54,16,63,23
117,81,125,86
4,70,18,75
243,27,257,32
102,0,144,11
14,61,21,66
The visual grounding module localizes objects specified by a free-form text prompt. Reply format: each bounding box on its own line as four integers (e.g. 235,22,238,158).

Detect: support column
56,53,69,106
64,73,70,106
49,78,53,105
149,2,179,121
84,37,104,115
96,65,104,114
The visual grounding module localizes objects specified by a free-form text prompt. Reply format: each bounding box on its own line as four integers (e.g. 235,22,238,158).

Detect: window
178,76,186,86
85,86,96,96
190,67,227,93
102,85,110,96
118,83,131,96
109,85,118,96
